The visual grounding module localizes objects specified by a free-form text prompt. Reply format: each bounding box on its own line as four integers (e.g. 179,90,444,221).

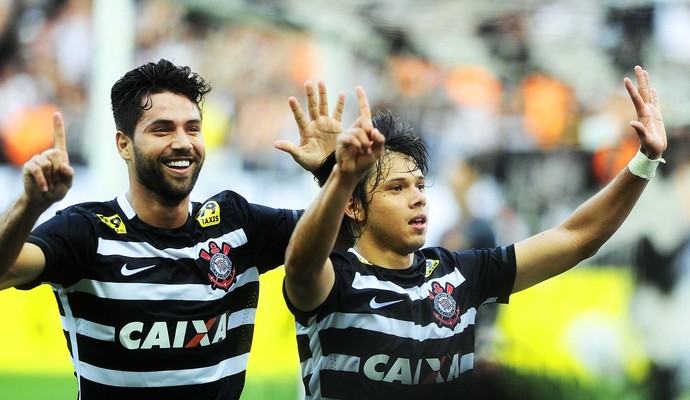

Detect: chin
404,240,426,254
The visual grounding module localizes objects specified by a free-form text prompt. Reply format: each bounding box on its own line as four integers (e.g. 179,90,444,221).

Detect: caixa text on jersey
118,311,234,350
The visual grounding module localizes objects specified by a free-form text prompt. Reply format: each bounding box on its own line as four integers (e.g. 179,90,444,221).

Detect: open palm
625,65,667,160
275,80,346,172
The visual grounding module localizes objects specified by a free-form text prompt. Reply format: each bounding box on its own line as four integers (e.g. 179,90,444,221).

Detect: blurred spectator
1,103,58,166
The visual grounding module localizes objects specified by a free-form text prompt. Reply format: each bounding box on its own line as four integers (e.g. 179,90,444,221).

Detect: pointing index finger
355,86,371,119
53,111,68,158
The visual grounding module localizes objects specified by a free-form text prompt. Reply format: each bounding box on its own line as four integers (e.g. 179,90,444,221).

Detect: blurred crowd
1,0,690,398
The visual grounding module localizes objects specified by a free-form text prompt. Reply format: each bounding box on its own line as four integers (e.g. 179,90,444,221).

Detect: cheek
192,137,206,154
368,197,397,222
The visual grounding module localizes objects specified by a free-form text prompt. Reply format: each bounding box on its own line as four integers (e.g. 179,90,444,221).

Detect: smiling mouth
165,160,191,169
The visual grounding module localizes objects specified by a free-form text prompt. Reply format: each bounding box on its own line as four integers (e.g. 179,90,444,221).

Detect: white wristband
627,149,665,180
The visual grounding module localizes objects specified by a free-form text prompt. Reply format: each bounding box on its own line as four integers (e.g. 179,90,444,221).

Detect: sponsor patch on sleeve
97,213,127,234
196,201,221,227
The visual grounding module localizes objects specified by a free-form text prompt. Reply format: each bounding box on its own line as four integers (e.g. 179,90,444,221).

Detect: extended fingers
624,76,645,113
634,65,651,104
651,87,661,112
317,80,329,117
53,112,68,154
22,114,73,197
356,86,371,119
333,92,346,122
353,85,375,134
289,96,309,131
305,80,319,121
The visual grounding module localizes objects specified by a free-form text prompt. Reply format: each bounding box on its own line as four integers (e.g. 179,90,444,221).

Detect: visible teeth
167,160,190,168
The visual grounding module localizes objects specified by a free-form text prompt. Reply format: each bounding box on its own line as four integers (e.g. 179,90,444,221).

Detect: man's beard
133,147,203,203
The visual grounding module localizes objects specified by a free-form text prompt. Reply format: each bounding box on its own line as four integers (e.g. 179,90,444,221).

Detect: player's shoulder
195,190,252,210
56,198,120,219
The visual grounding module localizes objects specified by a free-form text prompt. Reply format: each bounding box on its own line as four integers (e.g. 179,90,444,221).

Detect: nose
171,128,193,151
411,186,427,208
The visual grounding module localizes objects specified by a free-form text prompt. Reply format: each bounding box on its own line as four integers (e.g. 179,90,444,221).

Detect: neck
353,239,414,270
126,188,190,229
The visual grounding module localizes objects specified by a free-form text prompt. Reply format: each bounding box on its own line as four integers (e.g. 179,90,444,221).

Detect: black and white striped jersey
22,191,301,400
286,245,516,399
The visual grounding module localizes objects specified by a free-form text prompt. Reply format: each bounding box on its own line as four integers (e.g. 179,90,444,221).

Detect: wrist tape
628,149,665,180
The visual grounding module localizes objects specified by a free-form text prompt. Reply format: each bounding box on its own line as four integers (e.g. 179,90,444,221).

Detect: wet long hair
343,109,430,241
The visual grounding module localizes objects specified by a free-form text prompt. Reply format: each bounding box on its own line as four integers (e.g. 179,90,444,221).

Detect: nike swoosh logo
121,263,157,276
369,297,403,309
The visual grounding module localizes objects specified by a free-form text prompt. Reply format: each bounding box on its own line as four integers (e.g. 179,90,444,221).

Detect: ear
344,197,364,223
116,131,132,161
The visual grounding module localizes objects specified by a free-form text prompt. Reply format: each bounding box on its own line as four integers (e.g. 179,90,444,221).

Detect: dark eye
417,184,426,192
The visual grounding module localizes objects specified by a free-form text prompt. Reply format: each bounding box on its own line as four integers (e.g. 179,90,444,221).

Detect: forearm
514,167,649,292
0,195,46,286
286,166,357,278
563,167,647,257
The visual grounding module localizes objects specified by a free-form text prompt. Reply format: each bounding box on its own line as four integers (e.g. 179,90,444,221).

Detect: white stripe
227,308,256,330
67,267,259,301
60,308,255,344
97,229,248,259
304,314,323,398
297,308,477,342
69,317,116,341
321,353,360,372
351,270,466,302
77,353,250,387
54,287,82,394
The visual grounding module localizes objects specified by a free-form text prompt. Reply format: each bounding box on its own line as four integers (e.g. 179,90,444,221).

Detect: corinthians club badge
428,281,460,328
199,241,236,291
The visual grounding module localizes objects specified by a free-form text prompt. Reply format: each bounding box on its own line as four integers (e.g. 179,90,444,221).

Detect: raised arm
274,80,346,173
284,87,384,312
0,112,74,290
513,65,667,293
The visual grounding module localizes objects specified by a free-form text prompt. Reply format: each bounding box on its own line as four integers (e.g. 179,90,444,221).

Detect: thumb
629,121,647,138
274,140,299,158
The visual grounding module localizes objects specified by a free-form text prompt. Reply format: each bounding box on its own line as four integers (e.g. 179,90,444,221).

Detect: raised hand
22,112,74,208
275,80,346,172
624,65,667,160
336,86,385,178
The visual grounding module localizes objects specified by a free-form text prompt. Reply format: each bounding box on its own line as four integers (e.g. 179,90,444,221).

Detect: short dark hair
344,109,430,240
110,59,211,137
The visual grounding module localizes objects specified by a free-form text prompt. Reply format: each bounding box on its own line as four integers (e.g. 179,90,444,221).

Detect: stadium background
2,0,690,399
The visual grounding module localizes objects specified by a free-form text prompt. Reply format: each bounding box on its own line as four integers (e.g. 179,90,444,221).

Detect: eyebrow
383,174,425,184
150,118,202,124
146,118,202,128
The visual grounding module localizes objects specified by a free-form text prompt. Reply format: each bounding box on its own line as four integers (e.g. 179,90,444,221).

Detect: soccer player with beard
0,59,346,400
283,66,667,398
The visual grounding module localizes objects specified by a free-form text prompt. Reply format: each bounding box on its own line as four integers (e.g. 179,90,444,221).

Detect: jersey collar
116,193,194,220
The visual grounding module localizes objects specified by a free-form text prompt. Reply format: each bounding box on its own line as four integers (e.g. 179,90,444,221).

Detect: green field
0,374,300,400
